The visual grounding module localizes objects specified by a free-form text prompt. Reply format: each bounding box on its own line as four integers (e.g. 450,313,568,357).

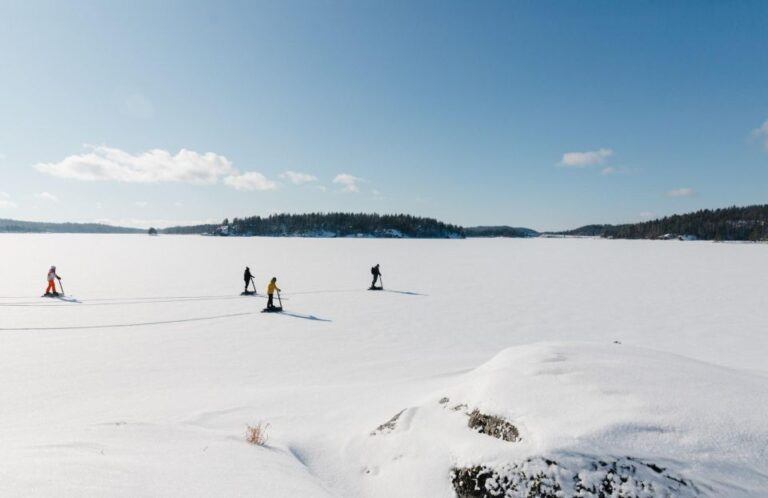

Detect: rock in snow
352,342,768,497
466,410,521,443
452,456,702,498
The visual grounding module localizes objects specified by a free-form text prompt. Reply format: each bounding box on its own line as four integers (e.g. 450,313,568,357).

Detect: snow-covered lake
1,235,767,496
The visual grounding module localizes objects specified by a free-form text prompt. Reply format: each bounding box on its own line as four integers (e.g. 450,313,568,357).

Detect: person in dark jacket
370,264,382,289
244,267,253,293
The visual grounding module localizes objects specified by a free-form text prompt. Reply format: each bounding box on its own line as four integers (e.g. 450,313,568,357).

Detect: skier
243,266,254,293
370,264,382,290
266,277,281,310
44,266,61,296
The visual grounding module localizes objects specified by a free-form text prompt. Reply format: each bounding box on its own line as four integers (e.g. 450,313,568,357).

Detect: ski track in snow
0,311,255,331
1,234,767,497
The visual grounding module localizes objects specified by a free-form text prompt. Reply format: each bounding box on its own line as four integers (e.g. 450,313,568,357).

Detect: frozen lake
1,235,767,496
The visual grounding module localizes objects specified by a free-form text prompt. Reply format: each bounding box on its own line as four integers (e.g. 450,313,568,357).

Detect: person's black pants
371,275,379,288
267,293,274,308
244,278,250,292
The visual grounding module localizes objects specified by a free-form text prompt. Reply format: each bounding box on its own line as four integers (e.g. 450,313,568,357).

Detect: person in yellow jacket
266,277,281,310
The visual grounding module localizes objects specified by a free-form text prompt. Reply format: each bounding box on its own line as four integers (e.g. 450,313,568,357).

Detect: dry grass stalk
245,422,270,446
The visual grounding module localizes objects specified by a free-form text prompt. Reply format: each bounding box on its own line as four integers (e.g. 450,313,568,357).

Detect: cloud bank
34,146,235,184
33,146,279,192
559,148,613,167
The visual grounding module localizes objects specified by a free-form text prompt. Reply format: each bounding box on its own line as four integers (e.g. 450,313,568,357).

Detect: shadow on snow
383,289,426,296
279,311,332,322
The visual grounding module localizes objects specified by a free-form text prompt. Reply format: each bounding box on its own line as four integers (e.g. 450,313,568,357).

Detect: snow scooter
368,275,384,291
262,290,283,313
241,277,258,296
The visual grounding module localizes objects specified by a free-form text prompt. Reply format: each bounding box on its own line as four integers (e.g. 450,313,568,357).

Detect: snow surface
1,235,767,496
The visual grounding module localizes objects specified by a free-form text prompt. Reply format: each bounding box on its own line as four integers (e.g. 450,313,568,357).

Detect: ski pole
277,290,282,309
251,277,257,293
57,277,65,296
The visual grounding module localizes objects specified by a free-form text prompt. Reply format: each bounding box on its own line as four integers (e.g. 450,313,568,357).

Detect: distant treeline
162,212,465,239
464,226,539,238
0,218,142,234
9,205,768,241
559,205,768,241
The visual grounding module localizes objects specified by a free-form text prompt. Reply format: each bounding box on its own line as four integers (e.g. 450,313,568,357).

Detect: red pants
45,280,56,294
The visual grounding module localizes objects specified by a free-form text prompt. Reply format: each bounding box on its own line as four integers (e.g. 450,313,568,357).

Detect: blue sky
1,0,767,231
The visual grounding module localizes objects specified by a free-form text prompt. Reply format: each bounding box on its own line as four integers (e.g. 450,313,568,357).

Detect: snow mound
351,342,768,497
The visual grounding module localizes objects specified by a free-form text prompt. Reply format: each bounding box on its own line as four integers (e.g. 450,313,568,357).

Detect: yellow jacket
267,281,280,295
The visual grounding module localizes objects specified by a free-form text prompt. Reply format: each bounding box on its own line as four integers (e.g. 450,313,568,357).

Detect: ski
41,293,78,303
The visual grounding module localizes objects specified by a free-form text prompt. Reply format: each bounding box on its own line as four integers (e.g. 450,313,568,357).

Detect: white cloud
223,172,277,191
666,187,696,198
280,170,318,185
34,145,235,184
33,192,58,202
33,146,281,193
639,211,656,220
601,167,618,175
0,153,6,161
135,201,148,207
751,119,768,149
559,148,613,168
333,173,364,193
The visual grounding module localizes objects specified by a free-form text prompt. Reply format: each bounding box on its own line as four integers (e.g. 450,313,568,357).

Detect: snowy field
1,235,767,497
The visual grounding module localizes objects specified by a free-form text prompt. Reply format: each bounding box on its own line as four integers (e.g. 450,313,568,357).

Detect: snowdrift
352,342,768,497
3,235,768,497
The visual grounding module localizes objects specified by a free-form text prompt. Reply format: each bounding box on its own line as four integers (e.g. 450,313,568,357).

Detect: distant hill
464,226,539,238
553,224,612,237
162,212,465,239
15,204,767,241
0,218,142,234
558,205,768,241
